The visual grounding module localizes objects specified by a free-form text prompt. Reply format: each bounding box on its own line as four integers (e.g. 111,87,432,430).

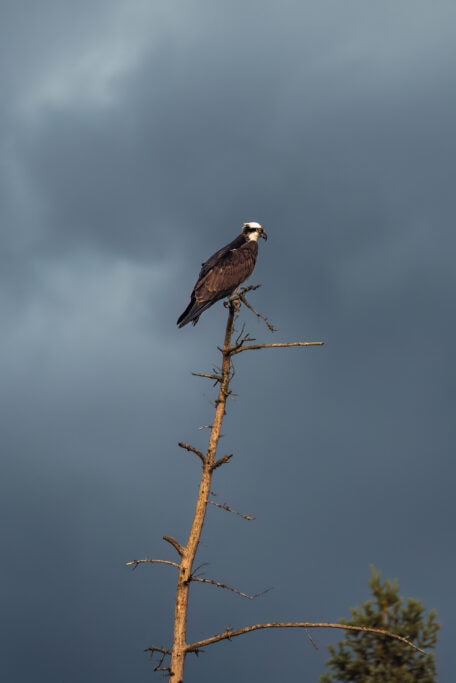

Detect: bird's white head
242,221,268,242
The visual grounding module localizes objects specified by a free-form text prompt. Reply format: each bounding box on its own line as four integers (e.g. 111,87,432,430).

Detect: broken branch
191,576,272,600
229,341,324,355
163,535,184,557
178,441,206,464
125,558,179,569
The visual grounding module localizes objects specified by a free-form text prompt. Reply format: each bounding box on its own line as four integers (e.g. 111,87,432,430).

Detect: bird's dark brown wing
194,240,258,304
197,234,246,279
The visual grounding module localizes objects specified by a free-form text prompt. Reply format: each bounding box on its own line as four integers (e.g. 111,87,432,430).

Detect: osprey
177,221,267,327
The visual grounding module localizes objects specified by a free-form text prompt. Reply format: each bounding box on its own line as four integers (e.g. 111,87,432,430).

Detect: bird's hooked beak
260,228,268,241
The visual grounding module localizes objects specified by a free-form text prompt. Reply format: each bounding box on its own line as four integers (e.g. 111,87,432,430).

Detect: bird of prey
177,221,267,327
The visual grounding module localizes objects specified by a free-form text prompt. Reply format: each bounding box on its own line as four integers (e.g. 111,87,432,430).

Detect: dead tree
126,287,422,681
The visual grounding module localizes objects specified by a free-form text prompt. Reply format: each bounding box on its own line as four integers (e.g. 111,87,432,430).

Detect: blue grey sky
1,1,454,681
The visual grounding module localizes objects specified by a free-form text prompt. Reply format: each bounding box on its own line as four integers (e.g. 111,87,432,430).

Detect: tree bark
169,305,235,682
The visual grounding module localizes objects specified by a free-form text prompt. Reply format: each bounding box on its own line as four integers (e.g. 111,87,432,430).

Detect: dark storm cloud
1,1,455,682
5,0,455,265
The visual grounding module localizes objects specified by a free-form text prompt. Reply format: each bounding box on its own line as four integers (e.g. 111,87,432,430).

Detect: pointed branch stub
212,453,233,470
178,441,206,464
163,535,185,557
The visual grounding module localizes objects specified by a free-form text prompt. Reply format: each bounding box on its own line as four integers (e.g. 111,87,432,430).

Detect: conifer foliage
319,567,439,683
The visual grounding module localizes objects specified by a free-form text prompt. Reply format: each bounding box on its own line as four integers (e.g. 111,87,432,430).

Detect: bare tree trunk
169,304,236,682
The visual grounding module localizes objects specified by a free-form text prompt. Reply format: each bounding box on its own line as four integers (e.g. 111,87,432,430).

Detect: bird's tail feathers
177,299,218,327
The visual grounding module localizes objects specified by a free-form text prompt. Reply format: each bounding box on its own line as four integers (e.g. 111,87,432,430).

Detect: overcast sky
1,1,455,681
